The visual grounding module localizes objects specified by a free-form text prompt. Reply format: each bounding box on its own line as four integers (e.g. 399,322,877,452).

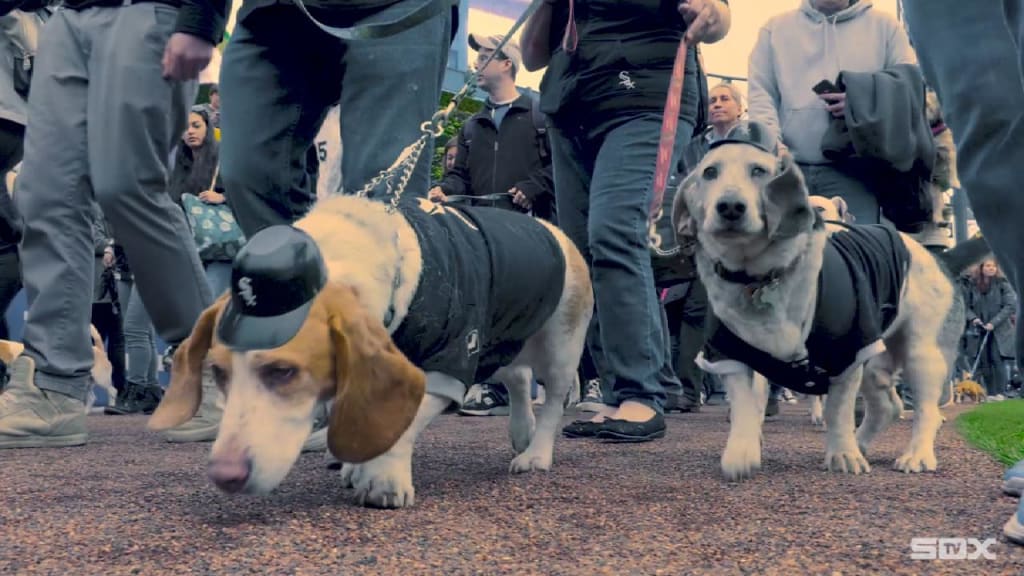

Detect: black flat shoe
595,412,666,443
562,419,605,438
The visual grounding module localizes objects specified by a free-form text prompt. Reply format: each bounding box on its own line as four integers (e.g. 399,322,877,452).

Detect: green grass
956,398,1024,466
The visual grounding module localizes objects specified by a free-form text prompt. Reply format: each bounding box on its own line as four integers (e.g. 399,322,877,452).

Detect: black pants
91,302,126,394
0,250,20,341
0,118,25,178
664,280,709,403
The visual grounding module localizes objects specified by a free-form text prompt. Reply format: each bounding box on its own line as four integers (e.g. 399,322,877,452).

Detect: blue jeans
797,163,879,225
204,261,232,298
902,1,1024,361
219,2,451,237
550,114,690,412
122,281,158,388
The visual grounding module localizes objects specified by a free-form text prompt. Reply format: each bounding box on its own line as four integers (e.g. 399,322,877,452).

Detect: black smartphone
812,79,838,95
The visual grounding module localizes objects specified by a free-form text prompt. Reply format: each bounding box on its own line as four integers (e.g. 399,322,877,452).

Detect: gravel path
1,403,1022,575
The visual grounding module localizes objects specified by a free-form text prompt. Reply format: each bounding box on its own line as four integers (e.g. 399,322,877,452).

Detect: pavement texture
1,403,1022,575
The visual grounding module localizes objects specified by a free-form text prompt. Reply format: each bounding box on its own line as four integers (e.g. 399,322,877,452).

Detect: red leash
649,38,689,221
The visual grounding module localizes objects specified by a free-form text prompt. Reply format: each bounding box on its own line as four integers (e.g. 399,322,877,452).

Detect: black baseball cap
216,225,328,351
708,120,779,155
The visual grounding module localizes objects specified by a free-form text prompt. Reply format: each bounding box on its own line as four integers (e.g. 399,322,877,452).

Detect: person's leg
219,6,343,237
122,281,157,386
800,163,879,225
6,8,94,413
904,0,1024,365
87,4,212,351
0,119,25,175
203,261,233,298
676,280,708,408
90,302,123,392
0,250,21,341
337,0,451,200
586,115,692,423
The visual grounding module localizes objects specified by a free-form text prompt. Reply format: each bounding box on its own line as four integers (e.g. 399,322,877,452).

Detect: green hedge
429,91,484,183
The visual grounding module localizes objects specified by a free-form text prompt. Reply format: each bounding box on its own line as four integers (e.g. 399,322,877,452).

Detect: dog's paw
509,448,553,474
508,417,536,455
339,454,415,508
894,449,937,473
824,446,871,475
721,438,762,481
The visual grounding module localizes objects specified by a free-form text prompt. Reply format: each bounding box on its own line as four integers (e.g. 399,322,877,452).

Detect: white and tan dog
149,195,593,508
673,140,985,481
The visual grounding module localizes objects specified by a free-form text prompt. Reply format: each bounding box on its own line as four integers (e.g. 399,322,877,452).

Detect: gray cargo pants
15,3,212,401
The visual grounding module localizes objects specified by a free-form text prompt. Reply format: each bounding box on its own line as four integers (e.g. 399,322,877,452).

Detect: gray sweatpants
15,4,212,401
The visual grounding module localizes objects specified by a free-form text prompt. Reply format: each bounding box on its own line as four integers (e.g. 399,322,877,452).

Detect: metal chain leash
348,0,548,212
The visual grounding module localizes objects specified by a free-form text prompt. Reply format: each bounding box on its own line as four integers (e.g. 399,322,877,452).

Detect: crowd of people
1,0,1023,546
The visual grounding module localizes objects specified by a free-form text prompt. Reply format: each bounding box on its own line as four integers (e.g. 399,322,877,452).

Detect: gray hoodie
747,0,916,164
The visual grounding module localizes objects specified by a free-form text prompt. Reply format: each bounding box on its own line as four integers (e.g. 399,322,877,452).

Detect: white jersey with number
314,106,342,199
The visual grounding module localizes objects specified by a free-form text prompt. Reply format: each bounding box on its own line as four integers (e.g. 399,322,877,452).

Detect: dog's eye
211,364,229,388
702,166,719,180
259,363,298,387
750,165,768,178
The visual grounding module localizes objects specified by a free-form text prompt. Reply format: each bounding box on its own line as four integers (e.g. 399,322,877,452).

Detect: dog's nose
716,198,747,221
208,454,252,494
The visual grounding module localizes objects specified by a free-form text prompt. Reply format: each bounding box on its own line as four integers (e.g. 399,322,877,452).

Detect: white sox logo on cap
238,277,257,308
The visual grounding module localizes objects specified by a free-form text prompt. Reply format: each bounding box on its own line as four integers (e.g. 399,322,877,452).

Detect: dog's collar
713,260,784,288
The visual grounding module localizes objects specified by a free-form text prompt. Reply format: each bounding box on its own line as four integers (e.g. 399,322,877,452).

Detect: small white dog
673,128,986,480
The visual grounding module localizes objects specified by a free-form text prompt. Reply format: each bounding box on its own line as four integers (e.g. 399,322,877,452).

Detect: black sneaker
458,383,510,416
664,393,700,413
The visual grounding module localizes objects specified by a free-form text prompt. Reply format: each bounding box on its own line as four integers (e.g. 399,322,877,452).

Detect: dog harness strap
649,38,689,222
704,316,832,395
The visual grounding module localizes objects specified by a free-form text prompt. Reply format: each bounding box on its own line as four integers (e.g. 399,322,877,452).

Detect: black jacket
438,93,554,221
702,224,910,395
391,200,565,386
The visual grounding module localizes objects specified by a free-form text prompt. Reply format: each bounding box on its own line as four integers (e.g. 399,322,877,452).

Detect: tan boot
164,365,222,443
0,356,88,448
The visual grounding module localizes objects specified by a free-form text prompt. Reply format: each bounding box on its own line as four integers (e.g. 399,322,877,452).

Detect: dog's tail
937,236,991,276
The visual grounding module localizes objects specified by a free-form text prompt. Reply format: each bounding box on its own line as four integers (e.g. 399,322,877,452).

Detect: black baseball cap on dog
708,120,779,155
216,225,328,351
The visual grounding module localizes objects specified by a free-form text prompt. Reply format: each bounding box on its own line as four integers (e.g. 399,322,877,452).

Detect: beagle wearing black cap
149,195,593,508
672,121,987,481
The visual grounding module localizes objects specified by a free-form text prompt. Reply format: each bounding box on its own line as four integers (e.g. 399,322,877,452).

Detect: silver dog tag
752,280,783,310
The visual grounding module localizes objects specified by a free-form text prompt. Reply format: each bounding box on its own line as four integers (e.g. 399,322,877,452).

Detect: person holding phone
747,0,916,224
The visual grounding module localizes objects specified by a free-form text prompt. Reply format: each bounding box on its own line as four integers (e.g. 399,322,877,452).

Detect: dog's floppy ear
764,153,814,239
671,171,700,256
148,294,228,430
322,283,425,464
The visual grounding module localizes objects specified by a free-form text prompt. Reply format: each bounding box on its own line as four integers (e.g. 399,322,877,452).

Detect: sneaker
165,365,222,443
1004,460,1024,497
105,383,163,415
1004,495,1024,545
576,379,606,413
987,394,1006,402
458,383,510,416
781,389,798,404
0,356,88,448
